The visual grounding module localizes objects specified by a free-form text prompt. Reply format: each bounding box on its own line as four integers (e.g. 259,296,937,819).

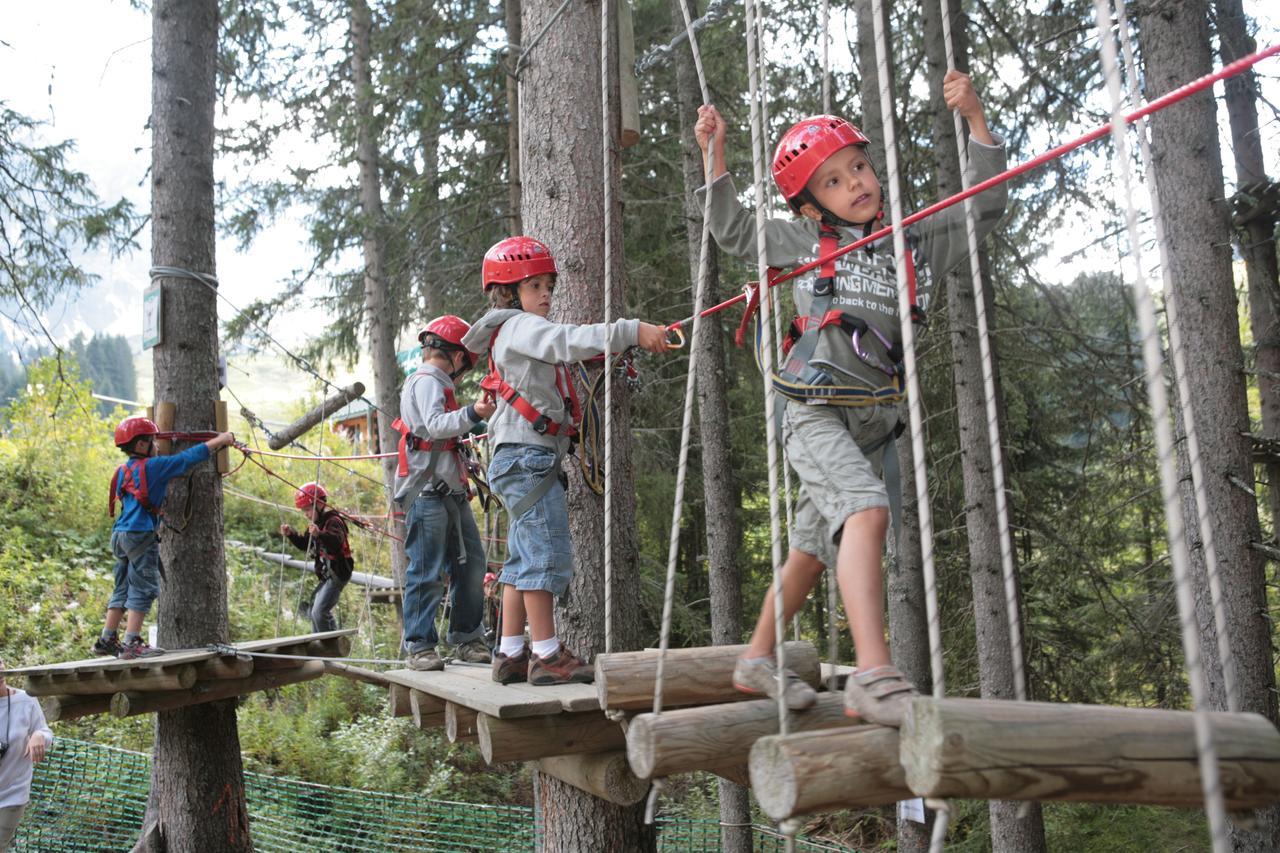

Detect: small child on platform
97,417,235,660
695,71,1008,726
463,236,670,686
392,315,495,671
280,482,354,633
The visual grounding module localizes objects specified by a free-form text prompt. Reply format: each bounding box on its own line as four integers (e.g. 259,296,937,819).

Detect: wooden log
411,689,446,729
626,693,856,779
713,764,752,788
479,711,626,764
110,661,326,718
389,684,412,718
215,400,229,473
196,657,255,681
41,693,112,723
536,752,649,806
152,401,175,455
595,641,820,711
268,382,366,449
445,702,480,743
900,697,1280,809
25,664,197,697
322,660,390,688
749,727,909,820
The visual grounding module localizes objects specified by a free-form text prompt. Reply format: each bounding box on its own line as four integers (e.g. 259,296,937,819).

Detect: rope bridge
11,739,849,852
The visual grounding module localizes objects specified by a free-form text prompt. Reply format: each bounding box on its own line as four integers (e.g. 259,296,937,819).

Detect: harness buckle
432,479,452,497
532,415,550,435
813,276,834,298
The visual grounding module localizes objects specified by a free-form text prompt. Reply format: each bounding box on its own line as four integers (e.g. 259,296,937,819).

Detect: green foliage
67,334,138,414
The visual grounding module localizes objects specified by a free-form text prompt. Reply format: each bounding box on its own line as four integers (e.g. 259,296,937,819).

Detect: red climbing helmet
482,236,557,291
294,482,328,509
418,315,478,370
772,115,871,207
114,416,159,448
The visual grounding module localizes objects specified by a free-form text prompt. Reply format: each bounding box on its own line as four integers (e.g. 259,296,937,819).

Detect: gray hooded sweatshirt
698,135,1008,390
462,308,640,451
392,361,480,502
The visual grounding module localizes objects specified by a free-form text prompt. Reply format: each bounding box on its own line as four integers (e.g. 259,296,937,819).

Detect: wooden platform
383,663,598,719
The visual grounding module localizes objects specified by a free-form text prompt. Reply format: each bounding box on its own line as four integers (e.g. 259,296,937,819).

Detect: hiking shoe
527,645,593,686
732,656,817,711
491,645,530,684
119,638,165,660
844,664,918,726
407,649,445,672
92,635,124,658
454,638,492,664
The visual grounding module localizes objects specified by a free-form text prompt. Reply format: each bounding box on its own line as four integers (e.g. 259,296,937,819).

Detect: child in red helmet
695,71,1008,726
96,417,235,659
392,315,495,671
280,482,354,632
463,236,670,686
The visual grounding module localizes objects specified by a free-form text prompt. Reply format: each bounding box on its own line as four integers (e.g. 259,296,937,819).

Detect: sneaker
407,648,445,672
527,645,593,686
844,664,918,726
119,638,165,660
92,635,124,658
454,638,492,664
732,656,817,711
492,645,530,684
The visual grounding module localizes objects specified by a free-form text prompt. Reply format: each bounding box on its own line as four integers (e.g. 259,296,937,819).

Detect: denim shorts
488,444,574,596
107,529,162,614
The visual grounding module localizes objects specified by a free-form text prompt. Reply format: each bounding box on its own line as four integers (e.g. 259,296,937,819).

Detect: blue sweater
112,444,211,532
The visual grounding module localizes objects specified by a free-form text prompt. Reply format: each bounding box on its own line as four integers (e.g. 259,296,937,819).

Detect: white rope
820,0,831,114
745,0,791,741
937,0,1026,703
652,0,717,717
601,0,616,657
1091,4,1229,849
1112,0,1239,715
820,0,838,694
869,2,947,846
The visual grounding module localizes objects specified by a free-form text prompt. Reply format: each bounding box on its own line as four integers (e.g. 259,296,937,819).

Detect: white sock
531,636,560,658
499,635,526,657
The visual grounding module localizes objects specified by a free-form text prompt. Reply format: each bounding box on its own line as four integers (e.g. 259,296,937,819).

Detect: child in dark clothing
280,482,354,632
96,416,236,660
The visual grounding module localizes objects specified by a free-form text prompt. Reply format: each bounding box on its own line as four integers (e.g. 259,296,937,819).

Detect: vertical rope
745,0,791,740
1113,0,1239,715
601,0,616,655
820,0,831,113
820,0,838,694
936,0,1026,702
870,1,949,847
1091,4,1228,849
652,0,717,718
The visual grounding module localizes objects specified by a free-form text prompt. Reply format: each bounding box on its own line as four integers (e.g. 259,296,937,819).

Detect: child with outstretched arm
463,236,670,686
695,70,1008,725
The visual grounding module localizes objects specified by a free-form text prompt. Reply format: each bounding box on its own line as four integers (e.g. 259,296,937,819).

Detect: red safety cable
241,433,488,463
667,42,1280,330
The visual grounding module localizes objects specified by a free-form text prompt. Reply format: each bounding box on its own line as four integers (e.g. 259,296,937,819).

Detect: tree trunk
1214,0,1280,531
1139,3,1280,849
920,2,1045,851
351,0,408,596
669,0,749,847
521,0,654,847
505,0,523,233
144,1,252,850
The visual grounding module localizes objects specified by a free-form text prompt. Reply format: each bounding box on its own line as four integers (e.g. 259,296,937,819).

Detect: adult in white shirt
0,660,52,851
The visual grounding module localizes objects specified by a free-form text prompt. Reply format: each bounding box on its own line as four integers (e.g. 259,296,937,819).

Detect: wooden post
900,697,1280,809
389,684,412,718
411,689,446,729
214,400,229,473
267,382,366,450
595,641,820,711
41,694,113,723
196,657,254,681
152,401,176,455
535,752,650,806
110,661,325,718
478,711,626,764
626,693,857,778
749,727,909,820
445,702,480,743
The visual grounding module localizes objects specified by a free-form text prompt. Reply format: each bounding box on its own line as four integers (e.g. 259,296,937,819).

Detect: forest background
1,0,1278,850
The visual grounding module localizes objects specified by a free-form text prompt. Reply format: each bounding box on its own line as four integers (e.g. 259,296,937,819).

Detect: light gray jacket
700,135,1008,389
463,309,640,450
392,362,480,501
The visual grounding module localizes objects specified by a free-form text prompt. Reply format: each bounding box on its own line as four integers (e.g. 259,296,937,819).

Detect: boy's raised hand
280,523,295,537
473,397,496,421
694,105,728,178
637,322,673,354
941,70,994,146
205,431,236,451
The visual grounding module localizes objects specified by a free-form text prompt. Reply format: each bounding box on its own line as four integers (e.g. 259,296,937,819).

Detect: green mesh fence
13,739,854,852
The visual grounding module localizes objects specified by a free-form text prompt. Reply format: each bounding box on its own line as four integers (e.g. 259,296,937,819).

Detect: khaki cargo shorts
784,401,900,567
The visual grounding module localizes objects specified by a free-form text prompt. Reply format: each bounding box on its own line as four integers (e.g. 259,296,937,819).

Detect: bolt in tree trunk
521,0,654,847
505,0,523,233
920,2,1045,850
351,0,408,596
141,1,252,850
1138,3,1280,849
668,0,749,846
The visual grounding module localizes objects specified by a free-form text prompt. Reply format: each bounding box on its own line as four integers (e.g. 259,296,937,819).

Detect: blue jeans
310,574,348,632
488,444,574,596
107,530,161,614
402,491,486,654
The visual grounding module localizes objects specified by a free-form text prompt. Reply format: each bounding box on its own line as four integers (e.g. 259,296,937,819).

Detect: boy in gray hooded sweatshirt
462,236,669,685
695,70,1008,726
